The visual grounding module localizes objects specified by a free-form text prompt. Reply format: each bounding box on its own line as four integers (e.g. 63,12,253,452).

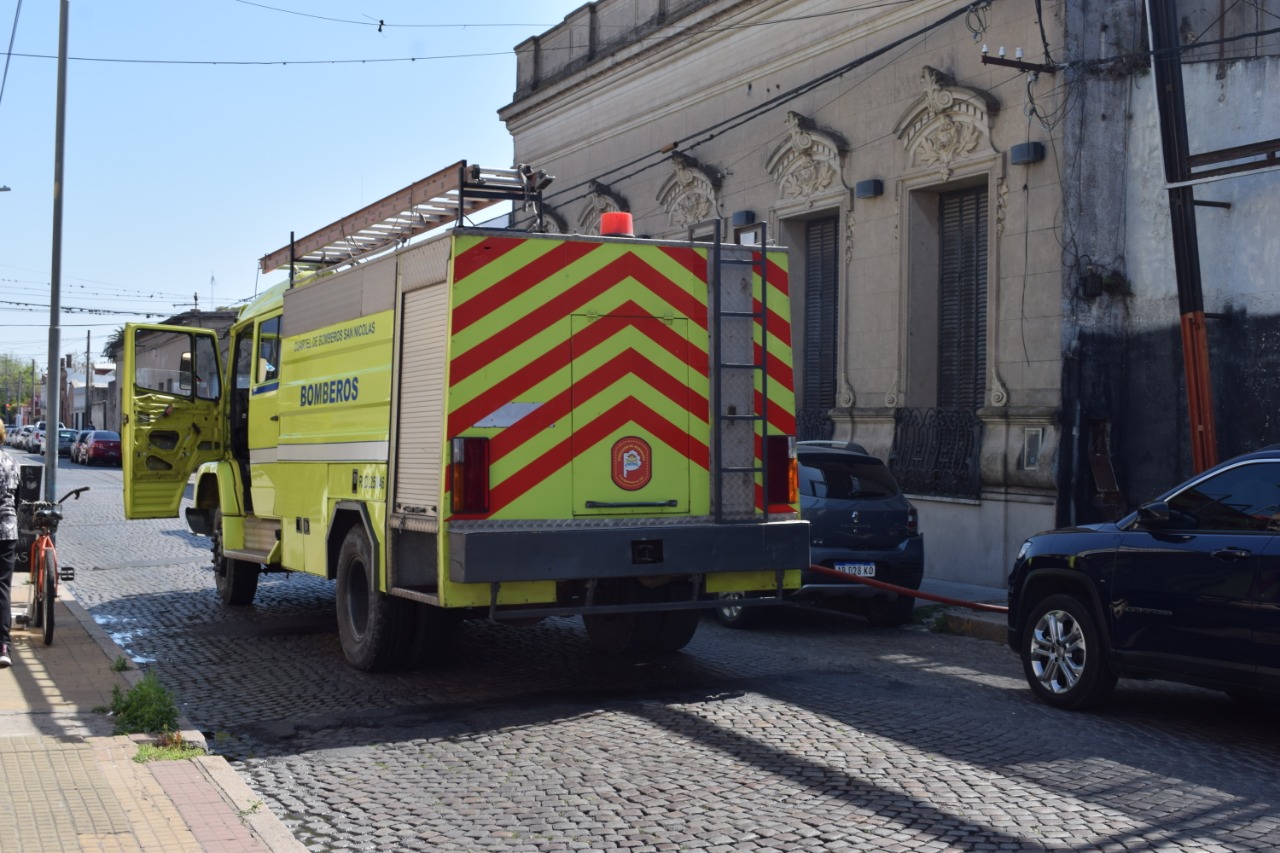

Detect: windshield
799,454,901,500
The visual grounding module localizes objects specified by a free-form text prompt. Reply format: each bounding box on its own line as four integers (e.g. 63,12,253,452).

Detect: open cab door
123,324,227,519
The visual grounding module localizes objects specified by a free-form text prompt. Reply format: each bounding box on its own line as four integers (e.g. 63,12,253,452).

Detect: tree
103,326,125,361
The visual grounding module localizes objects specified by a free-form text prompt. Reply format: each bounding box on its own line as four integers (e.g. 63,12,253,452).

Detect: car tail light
907,504,919,535
766,434,798,505
450,437,490,514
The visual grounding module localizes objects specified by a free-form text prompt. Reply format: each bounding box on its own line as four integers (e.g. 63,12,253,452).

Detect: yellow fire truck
122,162,807,670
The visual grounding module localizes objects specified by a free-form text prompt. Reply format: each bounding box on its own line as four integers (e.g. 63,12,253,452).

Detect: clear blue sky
0,0,585,367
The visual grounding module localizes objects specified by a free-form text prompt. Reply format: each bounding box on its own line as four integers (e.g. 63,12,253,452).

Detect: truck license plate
835,562,875,577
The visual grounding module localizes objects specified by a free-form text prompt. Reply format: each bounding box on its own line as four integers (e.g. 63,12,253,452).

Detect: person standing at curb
0,423,17,668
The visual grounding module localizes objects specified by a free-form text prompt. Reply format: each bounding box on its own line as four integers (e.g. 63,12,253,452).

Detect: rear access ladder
707,221,775,524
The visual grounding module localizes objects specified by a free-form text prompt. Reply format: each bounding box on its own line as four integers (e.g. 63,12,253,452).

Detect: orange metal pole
1180,311,1218,472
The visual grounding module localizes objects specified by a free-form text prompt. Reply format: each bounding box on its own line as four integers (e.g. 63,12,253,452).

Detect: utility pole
84,329,91,428
45,0,69,501
1146,0,1216,473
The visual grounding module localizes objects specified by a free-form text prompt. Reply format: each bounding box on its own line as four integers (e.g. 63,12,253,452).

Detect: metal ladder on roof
708,220,773,523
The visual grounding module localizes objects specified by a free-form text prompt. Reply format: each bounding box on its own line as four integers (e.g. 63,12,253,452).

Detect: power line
1,49,513,66
0,0,20,113
0,1,945,69
229,0,555,29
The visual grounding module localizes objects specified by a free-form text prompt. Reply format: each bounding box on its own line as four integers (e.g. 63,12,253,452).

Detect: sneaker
0,643,10,668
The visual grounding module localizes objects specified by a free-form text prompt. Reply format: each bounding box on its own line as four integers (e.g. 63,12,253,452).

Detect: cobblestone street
29,455,1280,852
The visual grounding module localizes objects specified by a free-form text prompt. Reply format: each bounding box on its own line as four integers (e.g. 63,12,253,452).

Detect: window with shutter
937,188,987,410
799,216,839,440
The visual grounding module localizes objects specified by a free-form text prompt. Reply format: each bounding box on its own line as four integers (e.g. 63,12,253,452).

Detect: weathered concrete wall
1066,52,1280,517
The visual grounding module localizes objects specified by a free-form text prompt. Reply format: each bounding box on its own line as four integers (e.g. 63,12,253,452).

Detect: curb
62,590,306,853
936,608,1007,644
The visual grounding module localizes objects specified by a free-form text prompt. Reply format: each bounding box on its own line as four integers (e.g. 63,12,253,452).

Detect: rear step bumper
448,519,810,584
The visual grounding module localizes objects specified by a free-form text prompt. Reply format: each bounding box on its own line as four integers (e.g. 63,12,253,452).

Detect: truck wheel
583,580,699,654
336,525,400,672
1021,593,1117,710
212,509,259,606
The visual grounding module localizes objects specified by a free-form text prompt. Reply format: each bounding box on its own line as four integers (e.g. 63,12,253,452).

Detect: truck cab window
257,316,281,384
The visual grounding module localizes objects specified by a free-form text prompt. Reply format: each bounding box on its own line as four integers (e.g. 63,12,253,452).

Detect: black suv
1008,447,1280,710
715,442,923,628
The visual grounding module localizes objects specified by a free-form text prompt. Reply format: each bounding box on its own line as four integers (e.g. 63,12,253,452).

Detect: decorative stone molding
894,67,1000,181
658,152,720,228
884,371,902,408
766,111,848,207
541,207,567,234
577,181,629,234
844,206,856,267
839,388,855,408
989,366,1009,407
516,204,566,234
995,177,1009,237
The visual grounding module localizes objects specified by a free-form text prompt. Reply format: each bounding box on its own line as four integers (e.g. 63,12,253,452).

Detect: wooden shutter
801,217,839,438
938,188,988,410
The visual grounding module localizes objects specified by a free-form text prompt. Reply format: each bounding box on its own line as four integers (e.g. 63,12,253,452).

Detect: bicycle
18,487,88,646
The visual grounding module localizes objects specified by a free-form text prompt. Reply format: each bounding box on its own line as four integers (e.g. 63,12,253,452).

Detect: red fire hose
808,564,1009,614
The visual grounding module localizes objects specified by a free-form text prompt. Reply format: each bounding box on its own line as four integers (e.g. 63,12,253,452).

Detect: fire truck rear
122,162,807,670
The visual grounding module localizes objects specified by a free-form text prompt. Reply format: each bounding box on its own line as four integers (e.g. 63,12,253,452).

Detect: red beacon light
600,212,634,237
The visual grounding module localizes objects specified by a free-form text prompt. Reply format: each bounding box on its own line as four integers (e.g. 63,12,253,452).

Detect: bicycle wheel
28,542,44,630
41,546,56,646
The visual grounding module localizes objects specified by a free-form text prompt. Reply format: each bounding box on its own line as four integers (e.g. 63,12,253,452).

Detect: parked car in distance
79,430,122,466
1008,446,1280,711
70,430,92,463
29,427,45,454
715,441,923,629
50,428,78,457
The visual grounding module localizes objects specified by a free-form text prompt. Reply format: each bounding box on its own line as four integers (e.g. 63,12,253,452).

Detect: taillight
907,504,919,535
450,437,490,514
766,434,798,505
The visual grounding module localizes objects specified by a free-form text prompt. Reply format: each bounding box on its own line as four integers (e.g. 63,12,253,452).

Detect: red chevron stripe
750,341,796,395
451,256,708,385
486,397,707,515
447,303,709,435
760,255,789,295
486,347,708,463
453,239,600,333
452,234,527,283
662,245,709,282
753,296,792,347
751,390,798,435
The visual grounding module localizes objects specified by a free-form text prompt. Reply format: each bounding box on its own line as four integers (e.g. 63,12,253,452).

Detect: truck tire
583,580,699,654
212,509,259,606
335,525,400,672
1021,593,1117,710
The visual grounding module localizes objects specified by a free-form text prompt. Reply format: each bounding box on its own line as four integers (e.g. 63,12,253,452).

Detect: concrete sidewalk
0,590,304,853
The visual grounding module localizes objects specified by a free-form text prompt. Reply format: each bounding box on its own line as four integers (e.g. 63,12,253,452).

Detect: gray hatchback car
715,442,924,628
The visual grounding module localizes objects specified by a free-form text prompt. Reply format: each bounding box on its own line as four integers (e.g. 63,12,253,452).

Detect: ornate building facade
499,0,1280,586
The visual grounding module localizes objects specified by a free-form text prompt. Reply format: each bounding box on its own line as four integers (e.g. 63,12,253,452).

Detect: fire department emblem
611,436,652,491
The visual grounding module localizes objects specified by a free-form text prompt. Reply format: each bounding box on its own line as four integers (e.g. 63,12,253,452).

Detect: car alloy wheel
1021,593,1116,710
